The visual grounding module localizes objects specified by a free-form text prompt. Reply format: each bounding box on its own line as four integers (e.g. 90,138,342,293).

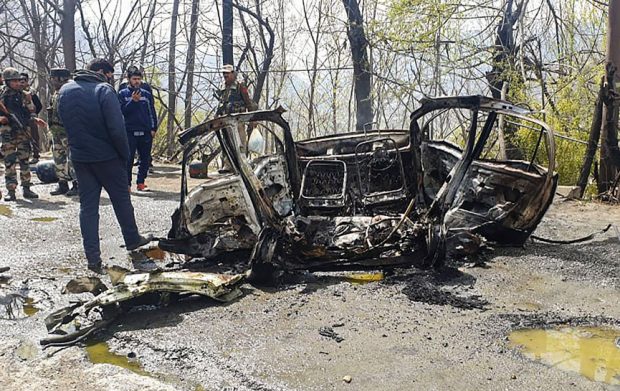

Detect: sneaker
126,234,154,251
137,183,148,191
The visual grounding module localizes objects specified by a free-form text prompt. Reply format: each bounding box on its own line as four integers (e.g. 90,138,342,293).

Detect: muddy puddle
0,295,39,319
345,272,384,284
85,342,150,377
30,217,58,223
145,247,167,260
0,205,12,218
509,326,620,385
23,297,39,317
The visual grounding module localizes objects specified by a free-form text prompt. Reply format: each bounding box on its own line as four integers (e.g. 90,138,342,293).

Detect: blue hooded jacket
118,84,157,133
57,70,130,163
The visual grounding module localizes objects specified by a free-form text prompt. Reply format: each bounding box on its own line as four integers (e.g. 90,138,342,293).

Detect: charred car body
159,96,558,281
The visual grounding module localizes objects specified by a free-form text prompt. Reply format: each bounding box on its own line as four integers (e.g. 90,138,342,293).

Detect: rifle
0,99,25,132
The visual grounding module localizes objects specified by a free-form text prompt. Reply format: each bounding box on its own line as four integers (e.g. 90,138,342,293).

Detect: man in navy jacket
118,67,157,191
57,58,151,272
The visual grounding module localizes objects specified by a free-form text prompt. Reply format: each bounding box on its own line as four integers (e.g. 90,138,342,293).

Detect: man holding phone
118,67,157,191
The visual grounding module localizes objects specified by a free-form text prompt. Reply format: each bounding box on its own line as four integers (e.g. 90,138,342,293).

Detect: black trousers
73,158,141,264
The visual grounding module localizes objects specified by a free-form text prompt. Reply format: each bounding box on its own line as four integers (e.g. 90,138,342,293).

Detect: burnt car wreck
159,96,558,282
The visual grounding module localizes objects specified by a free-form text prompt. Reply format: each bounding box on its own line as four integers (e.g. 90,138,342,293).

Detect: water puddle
30,217,58,223
23,297,39,317
85,342,150,377
0,205,12,218
509,326,620,385
345,272,384,284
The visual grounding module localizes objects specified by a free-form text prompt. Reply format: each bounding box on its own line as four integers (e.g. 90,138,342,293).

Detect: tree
184,0,200,129
342,0,373,131
486,0,525,160
222,0,233,65
61,0,76,71
598,0,620,194
167,0,180,157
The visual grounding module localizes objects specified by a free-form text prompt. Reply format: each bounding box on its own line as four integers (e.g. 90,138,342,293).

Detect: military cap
221,64,235,73
50,68,71,78
2,67,24,81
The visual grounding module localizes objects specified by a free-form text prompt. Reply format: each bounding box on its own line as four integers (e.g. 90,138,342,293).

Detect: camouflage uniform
215,65,258,172
49,90,74,182
215,81,258,116
0,86,34,193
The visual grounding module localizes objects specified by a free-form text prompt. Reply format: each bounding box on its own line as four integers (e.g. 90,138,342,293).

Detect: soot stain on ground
384,266,489,310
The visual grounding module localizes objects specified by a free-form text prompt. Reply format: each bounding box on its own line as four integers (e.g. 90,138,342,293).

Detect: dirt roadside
0,164,619,390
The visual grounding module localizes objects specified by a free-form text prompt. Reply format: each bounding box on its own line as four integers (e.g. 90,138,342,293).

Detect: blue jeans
73,158,141,264
127,132,153,185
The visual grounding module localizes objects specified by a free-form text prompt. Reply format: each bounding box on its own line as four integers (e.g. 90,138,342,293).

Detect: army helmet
2,67,23,82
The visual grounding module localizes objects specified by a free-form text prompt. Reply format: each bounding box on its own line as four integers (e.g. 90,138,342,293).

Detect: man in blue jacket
118,67,157,191
57,58,151,272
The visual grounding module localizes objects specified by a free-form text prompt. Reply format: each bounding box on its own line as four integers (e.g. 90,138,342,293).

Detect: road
0,164,619,390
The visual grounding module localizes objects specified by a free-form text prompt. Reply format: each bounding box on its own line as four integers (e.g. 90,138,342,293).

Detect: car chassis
159,96,558,282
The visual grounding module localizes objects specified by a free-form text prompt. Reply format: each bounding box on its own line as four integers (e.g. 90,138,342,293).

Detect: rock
566,186,582,200
16,340,38,361
343,375,352,383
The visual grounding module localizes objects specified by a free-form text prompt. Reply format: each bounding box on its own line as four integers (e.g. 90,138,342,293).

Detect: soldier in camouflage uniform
215,64,258,173
0,67,40,201
48,68,77,196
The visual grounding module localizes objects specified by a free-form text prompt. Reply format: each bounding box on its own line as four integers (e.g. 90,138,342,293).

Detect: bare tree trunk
139,0,158,65
486,0,524,160
497,82,509,160
302,0,322,138
167,0,180,157
222,0,233,65
61,0,76,70
577,77,604,197
19,0,49,117
342,0,373,131
599,0,620,193
184,0,200,129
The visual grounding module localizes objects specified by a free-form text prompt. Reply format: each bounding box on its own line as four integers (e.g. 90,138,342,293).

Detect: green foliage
513,64,602,185
376,0,459,50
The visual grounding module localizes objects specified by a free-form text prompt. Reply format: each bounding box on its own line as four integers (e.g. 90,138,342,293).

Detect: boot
5,190,16,202
22,186,38,199
65,181,79,197
50,181,69,196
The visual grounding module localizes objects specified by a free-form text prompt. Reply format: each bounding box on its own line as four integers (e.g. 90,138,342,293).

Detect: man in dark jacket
118,67,157,191
57,58,151,272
